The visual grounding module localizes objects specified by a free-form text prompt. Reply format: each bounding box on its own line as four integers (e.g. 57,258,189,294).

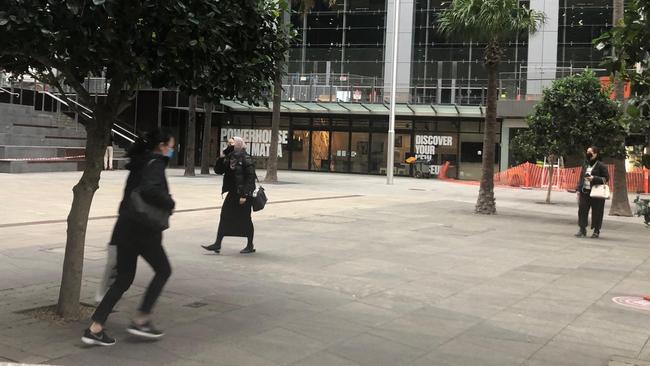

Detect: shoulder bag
589,162,610,200
590,184,610,200
252,175,268,212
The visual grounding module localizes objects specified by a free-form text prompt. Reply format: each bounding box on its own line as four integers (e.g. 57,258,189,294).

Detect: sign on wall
220,128,289,158
414,134,454,175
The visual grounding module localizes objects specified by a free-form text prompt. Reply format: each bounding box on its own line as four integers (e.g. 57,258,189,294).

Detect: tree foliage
0,0,291,318
512,71,624,162
437,0,545,47
595,0,650,139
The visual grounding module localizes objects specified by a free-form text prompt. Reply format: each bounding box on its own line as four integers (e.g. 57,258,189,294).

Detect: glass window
370,132,387,174
460,121,479,133
291,130,310,170
351,132,370,173
311,131,330,171
331,131,350,172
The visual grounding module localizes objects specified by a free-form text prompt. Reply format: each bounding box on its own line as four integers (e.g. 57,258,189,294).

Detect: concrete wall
526,0,559,96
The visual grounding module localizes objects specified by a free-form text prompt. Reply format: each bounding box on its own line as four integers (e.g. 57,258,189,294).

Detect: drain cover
612,296,650,311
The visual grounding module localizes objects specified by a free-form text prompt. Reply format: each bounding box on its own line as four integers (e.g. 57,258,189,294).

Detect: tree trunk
265,9,287,183
200,101,214,175
265,76,282,183
57,116,112,319
610,158,633,215
609,0,633,216
475,46,499,214
184,95,197,176
545,155,554,204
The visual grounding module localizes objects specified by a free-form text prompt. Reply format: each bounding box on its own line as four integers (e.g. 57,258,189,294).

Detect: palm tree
608,0,633,217
437,0,545,214
265,0,336,183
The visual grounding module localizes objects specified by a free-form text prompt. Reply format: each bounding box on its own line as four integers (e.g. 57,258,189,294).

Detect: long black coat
213,150,256,238
214,151,256,197
575,160,609,192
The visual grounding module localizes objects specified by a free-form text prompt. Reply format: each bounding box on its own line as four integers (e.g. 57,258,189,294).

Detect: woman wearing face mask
82,129,176,346
202,136,257,254
575,146,609,238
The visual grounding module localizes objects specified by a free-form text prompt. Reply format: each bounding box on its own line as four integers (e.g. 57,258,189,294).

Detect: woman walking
575,146,610,238
202,136,257,254
82,129,176,346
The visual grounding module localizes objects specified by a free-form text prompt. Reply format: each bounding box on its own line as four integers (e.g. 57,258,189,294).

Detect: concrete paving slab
0,169,648,365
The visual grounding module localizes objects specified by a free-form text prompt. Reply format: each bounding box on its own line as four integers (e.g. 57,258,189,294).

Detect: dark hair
127,128,174,158
589,146,600,156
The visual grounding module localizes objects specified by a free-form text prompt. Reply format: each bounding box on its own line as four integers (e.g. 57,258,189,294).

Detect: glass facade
284,0,615,105
411,0,531,105
557,0,612,71
159,1,618,178
213,112,495,179
289,0,387,79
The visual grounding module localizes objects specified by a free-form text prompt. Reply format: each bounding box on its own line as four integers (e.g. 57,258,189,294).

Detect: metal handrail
39,90,135,143
112,123,138,141
0,87,19,97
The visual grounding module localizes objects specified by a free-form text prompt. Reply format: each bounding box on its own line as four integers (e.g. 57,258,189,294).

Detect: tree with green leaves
437,0,545,214
596,0,650,185
512,72,624,204
151,0,291,177
265,0,330,183
0,0,289,318
601,0,634,217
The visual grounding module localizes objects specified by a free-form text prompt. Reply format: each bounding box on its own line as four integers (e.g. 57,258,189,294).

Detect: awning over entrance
218,100,485,118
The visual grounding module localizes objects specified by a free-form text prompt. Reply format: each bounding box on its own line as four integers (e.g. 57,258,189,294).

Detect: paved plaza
0,169,649,366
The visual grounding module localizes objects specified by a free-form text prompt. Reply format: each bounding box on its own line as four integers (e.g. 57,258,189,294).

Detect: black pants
92,219,171,325
578,192,606,232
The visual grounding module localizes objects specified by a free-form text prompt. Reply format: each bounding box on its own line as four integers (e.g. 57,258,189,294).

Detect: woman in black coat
82,129,176,346
575,146,610,238
202,136,257,254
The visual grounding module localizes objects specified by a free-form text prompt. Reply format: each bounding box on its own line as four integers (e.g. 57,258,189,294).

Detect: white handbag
590,184,611,200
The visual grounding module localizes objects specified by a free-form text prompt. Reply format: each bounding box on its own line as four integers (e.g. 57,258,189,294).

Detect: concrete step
0,159,84,173
0,145,85,159
3,123,86,138
0,133,86,147
0,157,127,173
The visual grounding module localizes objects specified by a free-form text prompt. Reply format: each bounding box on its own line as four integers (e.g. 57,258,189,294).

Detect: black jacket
214,151,256,197
576,160,609,192
118,153,175,216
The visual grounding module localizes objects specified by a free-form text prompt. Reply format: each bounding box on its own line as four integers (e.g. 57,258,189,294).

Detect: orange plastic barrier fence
495,163,649,193
438,161,451,180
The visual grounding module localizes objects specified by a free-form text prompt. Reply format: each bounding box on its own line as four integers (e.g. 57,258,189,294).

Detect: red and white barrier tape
2,155,86,162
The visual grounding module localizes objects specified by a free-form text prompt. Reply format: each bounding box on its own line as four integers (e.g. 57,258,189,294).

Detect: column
526,0,559,97
383,0,415,103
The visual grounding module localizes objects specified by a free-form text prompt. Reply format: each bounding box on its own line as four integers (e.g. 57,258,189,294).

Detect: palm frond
437,0,545,44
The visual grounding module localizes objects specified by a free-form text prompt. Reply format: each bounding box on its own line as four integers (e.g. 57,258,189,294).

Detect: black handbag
128,189,170,231
252,176,267,212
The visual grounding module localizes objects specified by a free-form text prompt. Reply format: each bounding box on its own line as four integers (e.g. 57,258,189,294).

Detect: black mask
586,153,594,160
223,145,234,155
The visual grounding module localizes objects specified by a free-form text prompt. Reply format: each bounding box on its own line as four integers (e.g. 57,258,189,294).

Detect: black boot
591,230,600,239
575,228,586,238
240,244,256,254
201,243,221,253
